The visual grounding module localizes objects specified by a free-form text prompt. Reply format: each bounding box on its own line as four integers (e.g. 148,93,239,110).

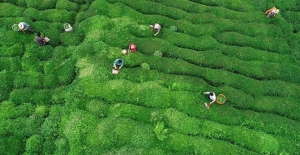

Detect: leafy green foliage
154,122,168,141
0,0,300,155
25,134,43,154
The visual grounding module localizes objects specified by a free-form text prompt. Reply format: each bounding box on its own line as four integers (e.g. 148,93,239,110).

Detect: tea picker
16,22,35,33
149,23,161,36
35,32,50,46
112,59,124,74
128,43,137,53
203,92,226,109
265,7,279,17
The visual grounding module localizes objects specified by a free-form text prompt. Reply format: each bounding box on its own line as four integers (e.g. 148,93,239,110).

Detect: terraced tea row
0,0,299,154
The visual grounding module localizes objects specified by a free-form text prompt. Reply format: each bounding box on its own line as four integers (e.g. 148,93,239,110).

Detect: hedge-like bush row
60,31,81,46
145,0,210,14
56,0,79,11
21,51,44,73
99,147,167,155
134,38,299,84
163,132,259,154
23,8,76,23
273,0,299,11
0,45,23,57
149,0,267,23
13,72,43,89
26,0,58,10
82,1,218,37
108,0,188,20
10,88,35,105
221,45,296,63
189,0,255,12
69,0,94,4
0,28,33,46
114,52,300,119
25,134,43,154
203,98,300,139
108,103,153,123
216,32,290,54
0,57,21,72
0,3,24,17
86,117,156,151
44,59,76,88
85,118,132,149
61,110,98,154
163,108,279,154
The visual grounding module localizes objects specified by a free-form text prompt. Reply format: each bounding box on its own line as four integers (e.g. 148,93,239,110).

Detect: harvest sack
112,69,119,74
44,37,50,42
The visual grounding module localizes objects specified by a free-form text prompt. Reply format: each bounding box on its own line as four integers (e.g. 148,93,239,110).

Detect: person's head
209,92,214,96
37,32,41,37
18,23,24,30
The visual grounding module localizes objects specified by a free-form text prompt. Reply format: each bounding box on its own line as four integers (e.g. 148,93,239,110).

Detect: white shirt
204,92,216,103
209,93,216,102
154,23,161,30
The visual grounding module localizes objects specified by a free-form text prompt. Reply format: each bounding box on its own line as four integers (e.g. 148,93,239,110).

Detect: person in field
18,22,34,33
265,7,279,17
150,23,161,36
113,59,124,71
128,43,137,52
35,32,49,46
204,91,216,109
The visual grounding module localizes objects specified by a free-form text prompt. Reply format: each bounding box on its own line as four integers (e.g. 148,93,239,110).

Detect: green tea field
0,0,300,154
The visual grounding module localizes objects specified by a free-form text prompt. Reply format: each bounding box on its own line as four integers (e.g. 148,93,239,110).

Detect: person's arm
203,92,210,94
113,60,117,69
154,28,160,36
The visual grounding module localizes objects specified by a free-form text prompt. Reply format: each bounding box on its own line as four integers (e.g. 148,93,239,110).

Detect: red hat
129,43,137,52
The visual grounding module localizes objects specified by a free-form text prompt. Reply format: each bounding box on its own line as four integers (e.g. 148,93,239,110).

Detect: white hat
18,23,24,29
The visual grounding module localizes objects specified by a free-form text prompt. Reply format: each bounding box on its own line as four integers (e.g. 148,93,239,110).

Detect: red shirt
129,44,137,52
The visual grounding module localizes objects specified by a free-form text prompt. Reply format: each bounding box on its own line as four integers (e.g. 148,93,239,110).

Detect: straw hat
18,23,24,30
274,9,280,13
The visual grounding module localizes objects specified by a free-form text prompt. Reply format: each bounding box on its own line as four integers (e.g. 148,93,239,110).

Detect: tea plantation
0,0,300,154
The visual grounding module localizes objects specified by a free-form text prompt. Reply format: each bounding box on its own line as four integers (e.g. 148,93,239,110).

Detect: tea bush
9,88,35,105
164,108,279,154
1,0,300,154
221,45,296,63
0,28,31,46
13,72,43,89
56,0,79,11
189,0,254,11
69,0,94,4
60,32,81,46
26,0,57,10
38,9,76,23
164,132,258,154
108,103,152,123
0,3,24,17
85,100,109,117
56,59,76,85
25,134,43,154
216,32,290,54
0,45,23,57
33,89,53,105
